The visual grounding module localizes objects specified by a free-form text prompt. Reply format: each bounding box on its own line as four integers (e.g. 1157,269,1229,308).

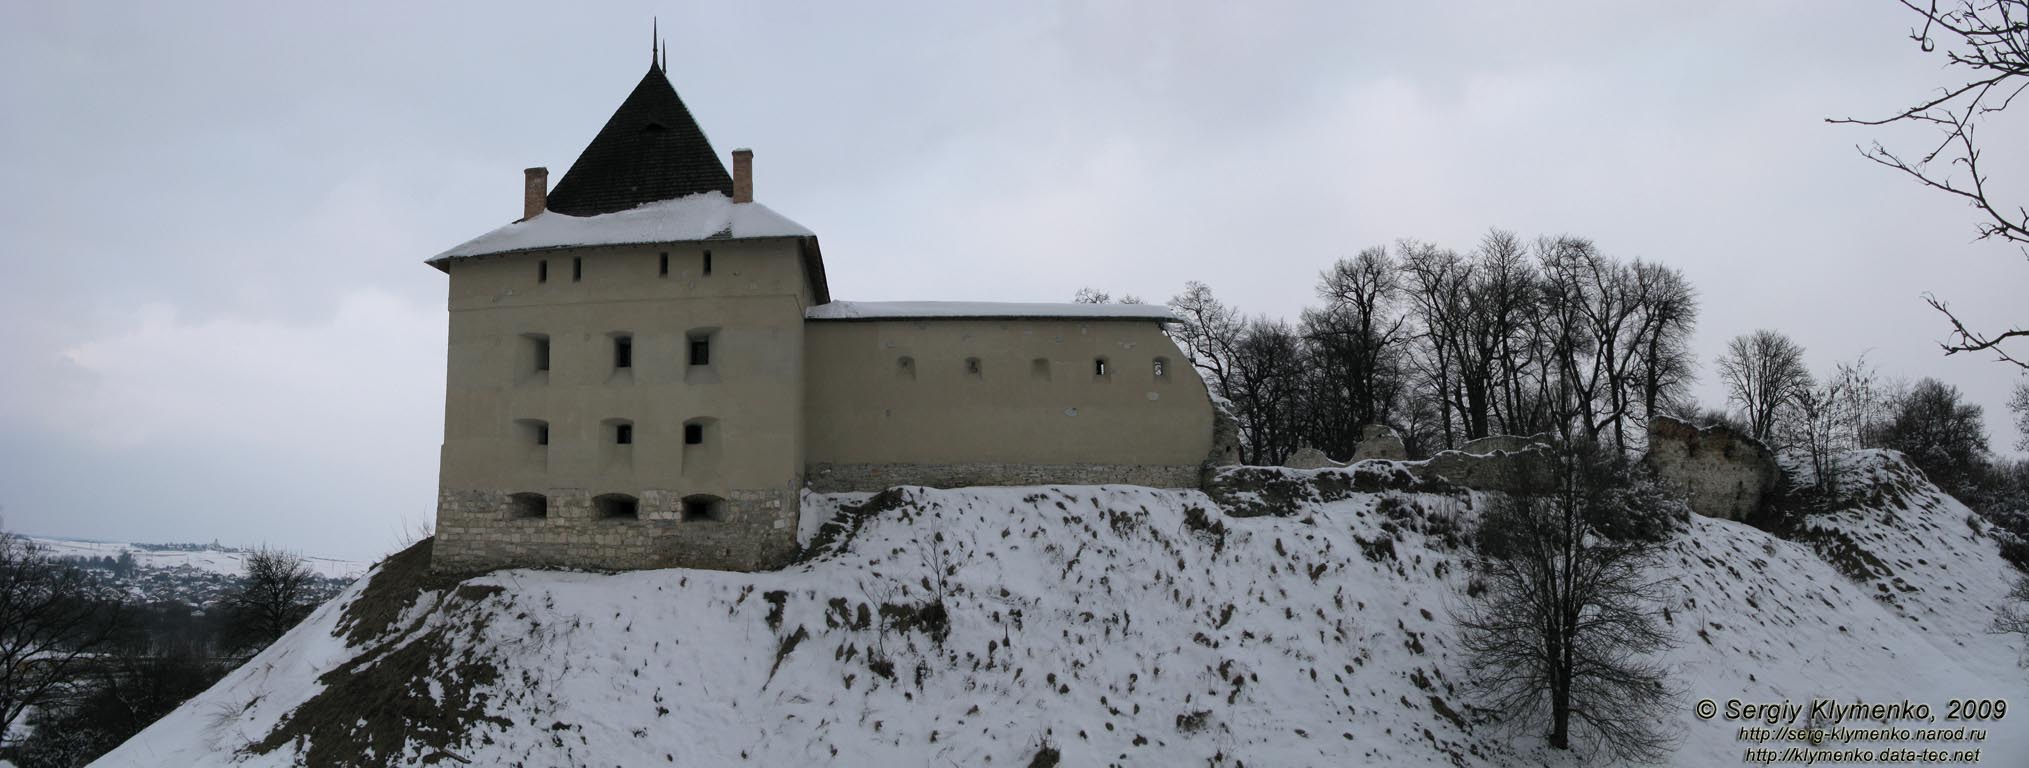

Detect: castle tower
425,60,827,572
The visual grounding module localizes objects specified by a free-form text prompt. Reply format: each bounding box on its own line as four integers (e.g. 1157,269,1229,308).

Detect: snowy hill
27,536,369,580
94,452,2028,766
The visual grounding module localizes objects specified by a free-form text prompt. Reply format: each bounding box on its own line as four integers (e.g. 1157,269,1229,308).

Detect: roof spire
652,18,660,70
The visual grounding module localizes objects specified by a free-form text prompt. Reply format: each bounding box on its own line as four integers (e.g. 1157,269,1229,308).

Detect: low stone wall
804,462,1202,493
1640,416,1780,521
432,486,799,573
1459,433,1551,455
1281,446,1343,470
1413,447,1558,495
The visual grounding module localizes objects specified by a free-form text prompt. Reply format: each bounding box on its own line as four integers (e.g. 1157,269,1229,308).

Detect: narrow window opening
614,335,633,368
684,423,704,445
594,493,639,520
615,423,633,445
965,357,982,376
681,495,725,522
703,250,713,275
1094,358,1110,377
688,334,711,366
572,257,582,282
522,333,551,374
509,493,548,519
537,260,548,283
659,251,669,276
1154,357,1169,379
517,418,550,447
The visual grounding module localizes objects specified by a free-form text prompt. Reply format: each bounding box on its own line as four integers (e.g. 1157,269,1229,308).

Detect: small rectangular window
689,337,710,366
684,423,704,445
703,250,713,275
1154,358,1167,378
659,252,669,276
616,424,633,445
1095,358,1109,376
536,424,549,446
533,337,550,372
538,260,548,283
572,257,582,282
614,336,632,368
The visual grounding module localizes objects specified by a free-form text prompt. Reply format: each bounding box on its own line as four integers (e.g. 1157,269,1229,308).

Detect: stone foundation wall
1640,416,1780,521
432,486,800,573
805,462,1202,493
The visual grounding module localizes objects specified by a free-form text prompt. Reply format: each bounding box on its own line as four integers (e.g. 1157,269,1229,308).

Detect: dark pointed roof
542,64,733,216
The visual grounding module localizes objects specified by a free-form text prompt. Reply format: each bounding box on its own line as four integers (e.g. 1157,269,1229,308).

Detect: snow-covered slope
94,452,2028,766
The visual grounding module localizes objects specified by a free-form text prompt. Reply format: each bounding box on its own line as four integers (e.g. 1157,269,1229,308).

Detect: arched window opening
594,493,640,520
681,494,726,522
509,492,548,519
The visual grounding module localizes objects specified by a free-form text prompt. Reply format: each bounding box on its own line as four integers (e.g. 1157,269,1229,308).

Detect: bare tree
0,526,124,748
1715,330,1813,444
1833,1,2029,368
1167,281,1244,397
1879,378,1991,497
1782,356,1883,494
2009,378,2029,452
1455,446,1682,762
225,545,316,652
1995,575,2029,640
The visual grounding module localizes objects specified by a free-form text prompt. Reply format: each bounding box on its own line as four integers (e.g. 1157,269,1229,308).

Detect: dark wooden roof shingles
542,65,733,216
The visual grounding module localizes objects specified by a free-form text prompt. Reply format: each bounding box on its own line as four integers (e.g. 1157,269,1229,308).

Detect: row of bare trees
1166,230,1699,464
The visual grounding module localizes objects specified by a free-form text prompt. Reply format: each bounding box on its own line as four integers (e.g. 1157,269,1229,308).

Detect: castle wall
802,318,1215,492
432,239,813,573
1641,416,1780,521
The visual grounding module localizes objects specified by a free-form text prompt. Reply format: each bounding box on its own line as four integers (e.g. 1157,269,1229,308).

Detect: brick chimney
731,149,753,203
523,167,548,220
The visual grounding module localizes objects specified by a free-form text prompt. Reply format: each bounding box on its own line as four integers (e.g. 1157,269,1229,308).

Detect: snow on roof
805,300,1177,323
427,192,812,267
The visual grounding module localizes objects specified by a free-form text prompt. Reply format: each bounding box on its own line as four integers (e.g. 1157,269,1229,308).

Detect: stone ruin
1639,415,1780,521
1253,419,1781,521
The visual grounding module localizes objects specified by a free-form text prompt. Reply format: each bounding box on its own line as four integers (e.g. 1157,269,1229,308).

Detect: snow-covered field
26,536,369,580
93,451,2028,766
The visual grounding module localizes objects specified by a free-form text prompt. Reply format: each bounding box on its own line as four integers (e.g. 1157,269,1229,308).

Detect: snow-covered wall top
428,192,812,267
805,300,1177,322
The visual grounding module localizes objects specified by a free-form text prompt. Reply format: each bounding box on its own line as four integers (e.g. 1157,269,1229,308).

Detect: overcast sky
1,2,2024,560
